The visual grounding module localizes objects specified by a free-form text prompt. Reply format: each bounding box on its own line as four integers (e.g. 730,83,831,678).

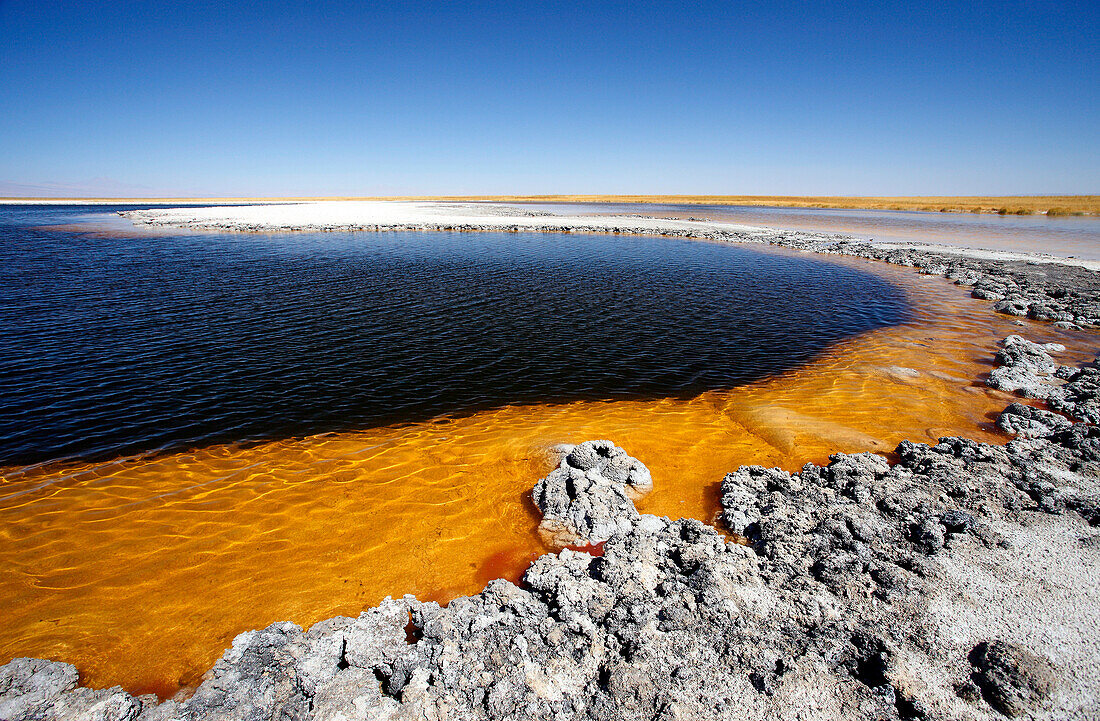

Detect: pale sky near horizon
1,0,1097,197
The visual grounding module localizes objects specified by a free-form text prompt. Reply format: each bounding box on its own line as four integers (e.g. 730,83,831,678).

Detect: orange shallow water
1,253,1095,698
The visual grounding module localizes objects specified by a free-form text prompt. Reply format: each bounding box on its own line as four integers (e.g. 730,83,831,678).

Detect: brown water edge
0,254,1096,699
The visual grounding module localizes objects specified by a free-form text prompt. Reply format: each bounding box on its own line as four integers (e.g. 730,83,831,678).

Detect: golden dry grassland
4,195,1097,215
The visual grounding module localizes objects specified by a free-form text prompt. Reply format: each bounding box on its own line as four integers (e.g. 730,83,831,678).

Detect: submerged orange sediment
0,255,1095,697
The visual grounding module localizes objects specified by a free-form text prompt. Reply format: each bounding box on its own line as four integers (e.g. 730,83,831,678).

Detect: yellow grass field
4,195,1098,215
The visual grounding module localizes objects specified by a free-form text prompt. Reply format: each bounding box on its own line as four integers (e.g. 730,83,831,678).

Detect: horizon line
4,194,1098,215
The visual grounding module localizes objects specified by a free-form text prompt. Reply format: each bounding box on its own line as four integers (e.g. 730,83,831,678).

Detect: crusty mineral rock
531,440,652,546
986,335,1064,398
996,402,1072,438
0,658,79,720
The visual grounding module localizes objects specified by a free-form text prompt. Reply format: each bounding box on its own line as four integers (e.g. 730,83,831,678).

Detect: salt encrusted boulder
997,402,1073,438
993,298,1031,317
720,465,796,535
179,621,310,720
1049,361,1100,424
294,598,428,721
987,339,1100,428
986,335,1065,398
129,599,426,721
532,440,652,546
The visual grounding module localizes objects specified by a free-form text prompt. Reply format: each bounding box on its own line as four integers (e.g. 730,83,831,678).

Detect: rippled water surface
3,205,1098,698
1,205,907,466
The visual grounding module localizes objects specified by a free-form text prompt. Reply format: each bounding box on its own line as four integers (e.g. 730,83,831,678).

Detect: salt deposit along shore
4,202,1100,720
120,200,1100,271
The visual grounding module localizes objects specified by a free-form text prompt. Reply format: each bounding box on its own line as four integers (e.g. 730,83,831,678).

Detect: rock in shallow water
532,440,652,547
997,402,1073,438
986,335,1065,398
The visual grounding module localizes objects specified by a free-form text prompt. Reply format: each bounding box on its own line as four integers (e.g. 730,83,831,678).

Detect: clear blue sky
1,0,1097,197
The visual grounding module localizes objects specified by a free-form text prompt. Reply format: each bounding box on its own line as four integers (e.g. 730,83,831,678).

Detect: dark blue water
0,205,911,465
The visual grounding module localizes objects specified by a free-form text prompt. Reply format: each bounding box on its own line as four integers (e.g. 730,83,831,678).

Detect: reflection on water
526,202,1100,261
1,206,1097,698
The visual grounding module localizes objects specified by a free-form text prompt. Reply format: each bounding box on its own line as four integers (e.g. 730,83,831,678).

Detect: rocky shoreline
4,337,1099,720
5,210,1100,720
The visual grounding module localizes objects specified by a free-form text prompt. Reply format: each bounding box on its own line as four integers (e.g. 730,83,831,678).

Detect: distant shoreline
118,200,1100,271
3,195,1098,216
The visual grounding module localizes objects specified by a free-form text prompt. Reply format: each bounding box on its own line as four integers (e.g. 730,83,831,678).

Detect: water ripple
1,205,909,466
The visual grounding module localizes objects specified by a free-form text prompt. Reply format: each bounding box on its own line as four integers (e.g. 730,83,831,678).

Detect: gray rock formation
0,658,79,720
532,440,652,546
969,640,1057,718
985,334,1100,435
1049,362,1100,424
997,402,1073,438
985,335,1065,398
0,657,142,721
